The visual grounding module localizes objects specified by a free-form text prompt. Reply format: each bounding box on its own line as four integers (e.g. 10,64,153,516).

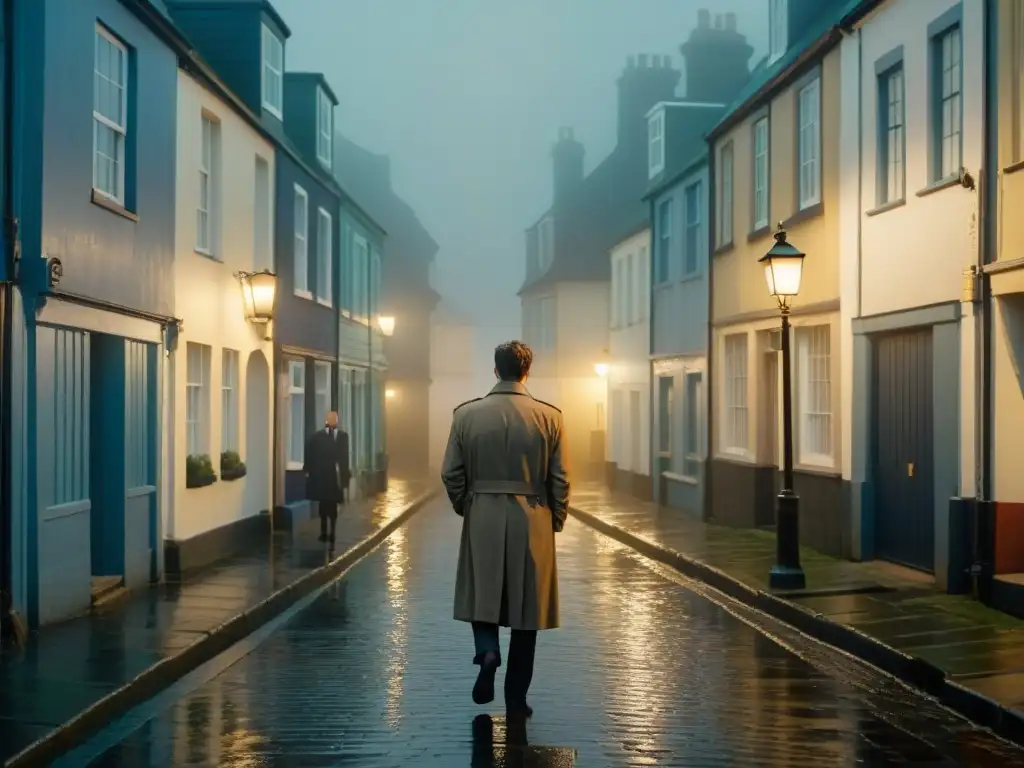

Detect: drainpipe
973,0,997,602
705,145,716,523
1,0,16,643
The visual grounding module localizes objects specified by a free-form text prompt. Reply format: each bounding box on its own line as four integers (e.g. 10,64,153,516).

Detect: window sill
294,289,314,300
714,241,734,256
91,189,139,222
263,102,283,121
194,247,220,261
747,225,772,243
663,471,698,486
716,450,754,464
782,201,824,229
794,461,840,478
916,174,961,198
286,461,303,471
679,271,703,284
1004,159,1024,176
316,297,333,308
865,198,906,217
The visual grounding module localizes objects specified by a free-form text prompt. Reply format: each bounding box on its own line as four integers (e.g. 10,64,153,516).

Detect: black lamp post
759,223,806,591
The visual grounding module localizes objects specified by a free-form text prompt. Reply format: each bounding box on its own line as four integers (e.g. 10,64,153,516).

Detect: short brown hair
494,341,533,382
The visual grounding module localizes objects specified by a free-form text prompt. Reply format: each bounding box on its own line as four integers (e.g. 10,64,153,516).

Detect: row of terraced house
0,0,439,635
522,0,1024,618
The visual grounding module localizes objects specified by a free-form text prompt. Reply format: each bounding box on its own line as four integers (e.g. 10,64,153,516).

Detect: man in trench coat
303,410,351,543
441,340,571,718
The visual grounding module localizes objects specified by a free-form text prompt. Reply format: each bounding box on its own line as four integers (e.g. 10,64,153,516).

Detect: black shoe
472,651,500,705
506,698,533,719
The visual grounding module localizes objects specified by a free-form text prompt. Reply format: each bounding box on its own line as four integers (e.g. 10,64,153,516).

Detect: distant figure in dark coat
303,411,351,542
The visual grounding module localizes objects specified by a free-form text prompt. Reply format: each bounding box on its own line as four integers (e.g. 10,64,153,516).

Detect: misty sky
277,0,766,347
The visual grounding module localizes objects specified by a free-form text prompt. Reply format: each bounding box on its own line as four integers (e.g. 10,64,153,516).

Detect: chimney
552,127,584,204
680,7,754,104
616,53,681,145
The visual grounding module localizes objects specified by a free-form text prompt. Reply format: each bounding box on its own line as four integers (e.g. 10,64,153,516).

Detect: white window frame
638,245,649,320
185,343,211,457
881,67,906,204
723,334,749,453
682,372,703,481
935,25,962,180
316,87,333,168
254,155,273,270
648,110,665,178
196,115,217,256
769,0,788,64
625,251,635,325
797,325,833,466
753,117,770,230
293,185,310,298
798,77,821,210
316,208,333,306
221,349,239,453
287,360,306,469
314,361,332,427
683,181,702,277
718,143,734,246
93,24,129,205
352,233,369,322
261,24,284,119
656,199,672,284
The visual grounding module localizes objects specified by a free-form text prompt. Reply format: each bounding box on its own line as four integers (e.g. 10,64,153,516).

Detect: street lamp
378,315,395,337
237,269,278,323
759,223,806,591
594,362,609,377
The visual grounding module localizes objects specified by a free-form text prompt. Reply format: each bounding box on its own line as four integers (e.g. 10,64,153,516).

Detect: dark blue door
872,329,934,572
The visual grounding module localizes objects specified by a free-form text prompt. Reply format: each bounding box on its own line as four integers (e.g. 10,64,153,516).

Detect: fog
275,0,766,348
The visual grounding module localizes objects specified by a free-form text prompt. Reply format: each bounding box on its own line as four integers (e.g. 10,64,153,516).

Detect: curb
570,505,1024,748
5,489,438,768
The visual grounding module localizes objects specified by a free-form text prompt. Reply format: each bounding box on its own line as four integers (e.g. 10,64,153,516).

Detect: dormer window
317,87,333,168
648,109,665,179
261,24,284,118
768,0,788,64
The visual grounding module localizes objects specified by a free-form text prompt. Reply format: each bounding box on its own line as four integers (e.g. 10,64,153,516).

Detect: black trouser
318,501,338,538
472,622,538,704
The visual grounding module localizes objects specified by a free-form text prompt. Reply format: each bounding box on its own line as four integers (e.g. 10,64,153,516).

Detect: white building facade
839,0,982,587
607,227,652,498
166,69,276,576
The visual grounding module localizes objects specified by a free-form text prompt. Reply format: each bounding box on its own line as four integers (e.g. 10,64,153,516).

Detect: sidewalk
569,485,1024,743
0,479,436,766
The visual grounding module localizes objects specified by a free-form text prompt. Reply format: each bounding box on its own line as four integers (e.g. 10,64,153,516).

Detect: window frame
648,110,665,178
930,18,963,182
261,24,284,119
316,207,333,306
185,343,211,458
351,232,369,322
723,333,749,454
683,180,702,277
638,244,649,321
286,359,306,469
682,371,703,481
221,349,239,453
796,325,833,467
197,114,219,256
752,116,770,231
93,23,129,206
768,0,788,64
718,142,734,248
314,360,332,427
797,75,822,211
657,375,674,457
876,54,906,205
293,184,310,298
316,87,333,168
656,198,672,285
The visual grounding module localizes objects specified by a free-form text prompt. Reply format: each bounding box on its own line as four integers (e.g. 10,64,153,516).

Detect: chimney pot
725,12,737,31
698,8,710,28
638,53,648,68
714,14,723,29
626,54,636,69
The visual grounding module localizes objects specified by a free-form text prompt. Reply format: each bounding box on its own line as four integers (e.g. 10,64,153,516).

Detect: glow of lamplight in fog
385,388,396,399
595,362,610,377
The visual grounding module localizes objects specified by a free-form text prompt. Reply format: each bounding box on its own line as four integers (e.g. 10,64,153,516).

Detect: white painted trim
261,24,284,119
36,299,165,344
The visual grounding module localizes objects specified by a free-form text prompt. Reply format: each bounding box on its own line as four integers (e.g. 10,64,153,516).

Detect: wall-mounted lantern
378,315,396,337
385,388,396,399
238,269,278,323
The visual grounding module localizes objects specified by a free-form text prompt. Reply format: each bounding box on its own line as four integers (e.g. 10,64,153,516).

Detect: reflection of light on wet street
385,526,408,729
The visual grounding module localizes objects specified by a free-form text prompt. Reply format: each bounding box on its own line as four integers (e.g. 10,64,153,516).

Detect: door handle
907,462,915,478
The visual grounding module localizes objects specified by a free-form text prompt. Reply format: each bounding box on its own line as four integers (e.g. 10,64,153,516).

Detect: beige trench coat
441,380,570,631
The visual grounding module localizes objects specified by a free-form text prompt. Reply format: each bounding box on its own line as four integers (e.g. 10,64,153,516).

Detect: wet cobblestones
74,500,1024,767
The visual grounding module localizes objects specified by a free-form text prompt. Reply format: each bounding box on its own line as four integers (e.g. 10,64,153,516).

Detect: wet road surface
69,499,1024,766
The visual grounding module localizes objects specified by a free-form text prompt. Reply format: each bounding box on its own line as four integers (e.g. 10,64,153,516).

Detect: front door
629,390,642,476
872,329,935,572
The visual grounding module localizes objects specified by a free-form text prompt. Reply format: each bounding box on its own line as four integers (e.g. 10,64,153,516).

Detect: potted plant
220,450,248,481
186,454,218,488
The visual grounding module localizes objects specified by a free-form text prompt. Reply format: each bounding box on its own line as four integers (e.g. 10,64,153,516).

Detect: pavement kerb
5,489,438,768
569,504,1024,748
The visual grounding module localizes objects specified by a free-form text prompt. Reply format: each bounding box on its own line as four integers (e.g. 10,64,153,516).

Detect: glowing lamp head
758,224,805,309
239,270,278,323
378,315,396,337
594,362,610,377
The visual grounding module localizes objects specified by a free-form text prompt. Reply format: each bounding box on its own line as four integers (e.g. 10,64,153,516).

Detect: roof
135,0,384,236
163,0,291,37
707,0,862,143
285,71,339,106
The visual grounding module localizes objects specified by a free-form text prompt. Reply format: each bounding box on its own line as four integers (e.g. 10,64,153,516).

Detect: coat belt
470,480,543,496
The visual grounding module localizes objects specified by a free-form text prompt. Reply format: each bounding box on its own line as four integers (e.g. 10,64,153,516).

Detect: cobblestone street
63,499,1024,767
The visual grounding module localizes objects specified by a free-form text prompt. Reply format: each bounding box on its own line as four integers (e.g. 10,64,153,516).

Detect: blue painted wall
651,163,710,358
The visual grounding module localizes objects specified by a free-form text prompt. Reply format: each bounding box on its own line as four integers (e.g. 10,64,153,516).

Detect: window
656,200,672,284
684,181,701,276
197,116,219,255
317,208,333,305
879,66,906,203
648,111,665,178
317,87,333,168
352,233,369,320
798,77,821,209
93,25,128,205
338,367,354,474
314,361,332,426
724,334,748,452
538,218,554,273
769,0,787,63
933,25,962,180
371,247,381,321
797,326,832,464
625,251,635,324
638,245,649,320
254,156,272,270
293,185,309,296
683,372,702,480
658,376,674,455
261,24,284,118
718,144,734,247
221,349,239,452
753,117,769,230
287,360,305,468
186,343,211,456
